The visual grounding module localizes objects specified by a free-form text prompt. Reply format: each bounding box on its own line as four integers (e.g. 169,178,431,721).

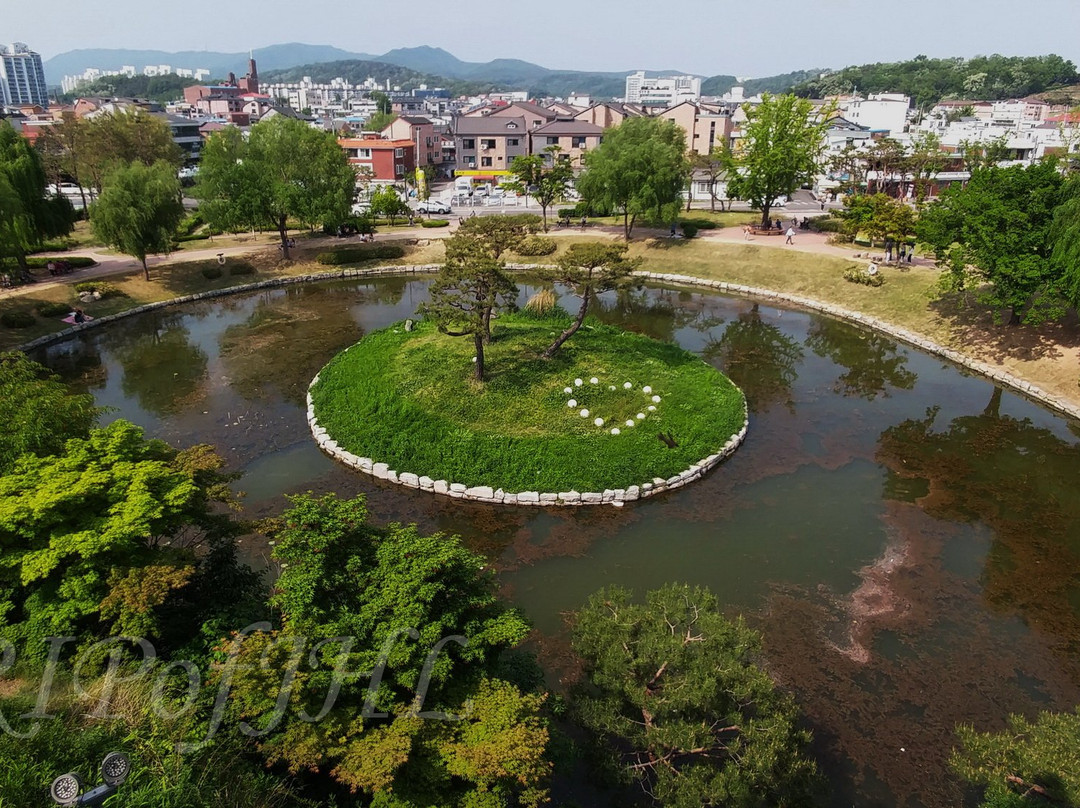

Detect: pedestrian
907,246,914,263
785,226,795,245
669,222,677,238
580,215,587,230
884,238,894,262
898,243,907,262
743,224,752,240
774,218,782,232
820,200,826,211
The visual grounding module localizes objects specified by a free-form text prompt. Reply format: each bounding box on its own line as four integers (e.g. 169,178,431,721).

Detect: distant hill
792,54,1080,107
261,59,487,97
702,69,826,97
56,74,200,103
44,43,374,84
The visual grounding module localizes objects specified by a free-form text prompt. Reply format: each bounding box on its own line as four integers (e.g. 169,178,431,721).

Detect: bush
229,262,256,276
827,233,855,245
844,267,885,287
808,216,846,234
679,217,719,230
36,301,73,318
420,219,450,228
25,256,96,269
1,311,36,328
201,265,223,280
516,235,557,256
557,208,578,220
681,223,699,239
315,244,407,265
73,281,123,299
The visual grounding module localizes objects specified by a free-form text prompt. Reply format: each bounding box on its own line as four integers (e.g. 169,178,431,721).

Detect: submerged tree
541,242,640,359
572,583,823,808
418,232,518,381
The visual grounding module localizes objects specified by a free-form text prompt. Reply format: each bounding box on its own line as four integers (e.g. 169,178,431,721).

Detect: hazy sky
13,0,1080,77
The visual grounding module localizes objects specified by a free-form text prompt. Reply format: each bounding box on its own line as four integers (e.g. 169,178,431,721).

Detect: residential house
529,119,603,167
453,116,527,181
486,101,557,131
573,102,646,129
338,137,415,183
381,115,442,169
660,101,734,155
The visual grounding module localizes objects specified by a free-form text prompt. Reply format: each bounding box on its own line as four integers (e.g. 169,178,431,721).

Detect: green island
310,312,746,493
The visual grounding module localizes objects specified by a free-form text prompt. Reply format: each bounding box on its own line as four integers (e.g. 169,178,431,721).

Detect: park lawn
311,314,746,493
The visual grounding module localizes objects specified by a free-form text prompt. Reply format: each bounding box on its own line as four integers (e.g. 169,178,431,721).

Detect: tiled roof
453,116,527,135
531,119,603,136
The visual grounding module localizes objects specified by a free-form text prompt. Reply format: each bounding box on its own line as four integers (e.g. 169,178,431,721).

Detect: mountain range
44,43,818,99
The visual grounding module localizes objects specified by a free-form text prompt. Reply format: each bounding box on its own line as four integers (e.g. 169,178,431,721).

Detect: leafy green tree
0,419,259,660
692,145,732,211
828,143,869,196
864,137,907,196
0,122,76,278
839,193,917,247
572,584,823,808
907,131,947,203
195,118,355,259
952,708,1080,807
507,147,573,230
577,117,690,240
92,160,184,281
418,233,518,381
726,94,831,228
367,111,397,132
224,494,550,806
369,184,410,225
371,91,393,115
541,242,640,358
0,352,100,474
1050,176,1080,306
455,212,541,259
960,135,1012,173
917,162,1068,324
79,109,182,193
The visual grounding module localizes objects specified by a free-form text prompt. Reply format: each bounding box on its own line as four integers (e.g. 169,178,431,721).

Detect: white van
454,177,473,194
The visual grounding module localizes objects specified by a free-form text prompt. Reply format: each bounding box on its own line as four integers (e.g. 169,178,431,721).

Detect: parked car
416,200,452,214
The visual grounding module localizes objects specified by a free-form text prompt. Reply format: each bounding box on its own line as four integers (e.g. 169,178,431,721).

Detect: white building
840,93,911,136
624,71,701,106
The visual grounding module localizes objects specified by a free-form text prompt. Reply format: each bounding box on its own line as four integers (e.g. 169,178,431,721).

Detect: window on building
462,138,475,149
395,148,404,158
508,138,519,146
395,163,405,176
572,136,586,148
481,139,496,149
481,157,493,167
546,136,559,145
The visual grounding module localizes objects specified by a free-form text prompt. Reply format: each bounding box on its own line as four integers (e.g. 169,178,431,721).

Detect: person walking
785,226,795,245
884,238,894,262
898,243,907,262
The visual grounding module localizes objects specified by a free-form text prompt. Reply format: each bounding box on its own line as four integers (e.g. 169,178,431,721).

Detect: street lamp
50,752,131,806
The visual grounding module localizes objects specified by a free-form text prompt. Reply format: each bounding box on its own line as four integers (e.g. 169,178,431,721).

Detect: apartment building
1,43,48,109
660,101,734,155
485,101,558,131
530,119,604,167
338,137,416,182
573,102,646,129
624,71,701,107
381,115,442,169
453,116,528,180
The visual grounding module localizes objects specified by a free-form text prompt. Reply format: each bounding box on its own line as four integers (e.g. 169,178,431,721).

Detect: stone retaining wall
306,370,750,507
19,263,1080,424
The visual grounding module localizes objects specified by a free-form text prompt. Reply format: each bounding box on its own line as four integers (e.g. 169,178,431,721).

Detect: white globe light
564,387,572,394
636,412,645,420
626,419,635,427
574,378,583,386
568,399,577,407
609,385,616,391
611,427,620,435
652,395,661,403
648,405,656,411
472,356,477,362
594,417,604,427
580,408,590,418
590,377,599,384
642,385,652,394
623,382,632,389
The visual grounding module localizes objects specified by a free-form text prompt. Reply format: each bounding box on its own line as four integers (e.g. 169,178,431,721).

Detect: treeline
261,59,489,97
58,74,203,104
793,54,1079,107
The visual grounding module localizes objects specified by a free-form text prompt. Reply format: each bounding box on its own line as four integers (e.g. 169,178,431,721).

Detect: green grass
311,314,746,493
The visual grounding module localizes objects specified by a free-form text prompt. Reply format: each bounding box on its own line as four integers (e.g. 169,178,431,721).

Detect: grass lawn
311,313,746,492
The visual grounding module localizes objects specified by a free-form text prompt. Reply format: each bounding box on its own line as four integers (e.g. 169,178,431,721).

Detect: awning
455,170,511,178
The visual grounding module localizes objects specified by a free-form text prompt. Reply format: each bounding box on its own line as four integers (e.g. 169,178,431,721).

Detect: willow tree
726,93,832,228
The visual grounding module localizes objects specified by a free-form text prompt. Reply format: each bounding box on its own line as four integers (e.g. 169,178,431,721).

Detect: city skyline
13,0,1080,79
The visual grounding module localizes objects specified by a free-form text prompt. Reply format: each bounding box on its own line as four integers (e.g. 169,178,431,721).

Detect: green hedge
201,266,223,280
809,217,846,234
678,217,719,230
25,256,96,269
73,281,123,299
420,219,450,228
681,223,699,239
516,235,557,256
315,245,407,265
1,311,35,328
36,301,74,317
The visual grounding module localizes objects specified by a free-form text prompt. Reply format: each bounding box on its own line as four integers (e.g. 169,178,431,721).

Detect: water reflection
113,315,209,416
807,318,917,400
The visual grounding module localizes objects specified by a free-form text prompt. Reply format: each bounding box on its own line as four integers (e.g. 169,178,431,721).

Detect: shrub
679,217,719,230
809,216,845,234
73,281,123,299
516,235,557,256
827,233,855,245
557,208,578,220
315,244,407,265
681,222,699,239
25,256,96,269
1,311,36,328
201,265,223,280
522,288,558,317
228,262,256,276
844,267,885,287
36,301,73,318
420,219,450,228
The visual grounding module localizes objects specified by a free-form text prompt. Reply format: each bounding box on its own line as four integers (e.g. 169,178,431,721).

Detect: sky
13,0,1080,78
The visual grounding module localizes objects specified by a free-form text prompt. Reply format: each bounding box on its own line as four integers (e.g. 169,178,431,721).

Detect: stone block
450,483,468,493
581,492,602,504
518,491,540,503
371,462,389,479
399,472,420,488
419,476,434,490
539,493,558,503
558,491,581,504
433,480,449,494
386,470,398,484
466,486,495,500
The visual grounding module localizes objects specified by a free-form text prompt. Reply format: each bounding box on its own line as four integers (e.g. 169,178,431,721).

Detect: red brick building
338,138,415,182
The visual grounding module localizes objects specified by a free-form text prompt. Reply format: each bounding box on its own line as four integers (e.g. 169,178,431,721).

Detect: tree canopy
91,160,185,280
507,148,573,230
577,117,689,240
726,94,831,228
195,118,355,258
572,584,822,808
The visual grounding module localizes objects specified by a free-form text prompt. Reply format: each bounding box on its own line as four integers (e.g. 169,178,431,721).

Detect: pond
32,275,1080,808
